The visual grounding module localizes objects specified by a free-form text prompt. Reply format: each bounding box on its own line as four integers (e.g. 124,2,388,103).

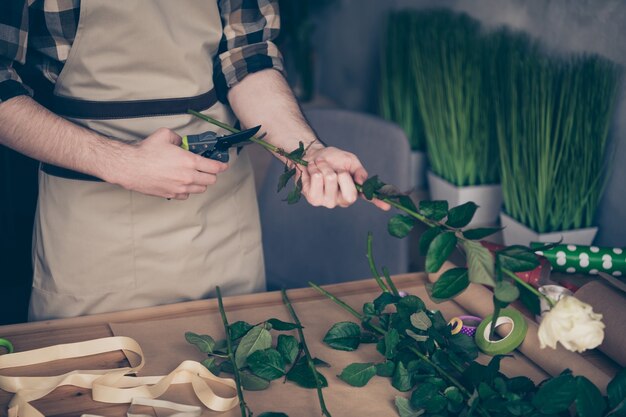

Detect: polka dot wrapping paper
481,241,550,288
530,243,626,277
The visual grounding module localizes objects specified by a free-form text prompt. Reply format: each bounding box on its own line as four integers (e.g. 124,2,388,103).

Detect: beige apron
29,0,265,321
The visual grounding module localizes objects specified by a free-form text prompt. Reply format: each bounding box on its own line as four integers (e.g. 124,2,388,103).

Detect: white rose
537,295,605,353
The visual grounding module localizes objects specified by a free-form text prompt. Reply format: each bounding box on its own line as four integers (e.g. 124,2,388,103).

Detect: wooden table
0,274,610,417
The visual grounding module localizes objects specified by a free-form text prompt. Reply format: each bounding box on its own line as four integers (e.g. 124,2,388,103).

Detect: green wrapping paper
531,243,626,276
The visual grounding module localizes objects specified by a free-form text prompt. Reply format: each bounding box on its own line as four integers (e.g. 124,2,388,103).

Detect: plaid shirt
0,0,283,104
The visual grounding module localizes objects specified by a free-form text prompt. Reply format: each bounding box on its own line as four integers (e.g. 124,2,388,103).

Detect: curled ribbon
0,336,238,417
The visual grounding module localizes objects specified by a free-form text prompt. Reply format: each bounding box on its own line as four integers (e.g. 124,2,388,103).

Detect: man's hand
227,69,391,211
108,128,228,200
0,97,227,201
300,143,390,210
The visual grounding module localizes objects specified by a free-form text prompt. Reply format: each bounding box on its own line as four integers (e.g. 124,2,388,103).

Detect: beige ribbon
0,336,238,417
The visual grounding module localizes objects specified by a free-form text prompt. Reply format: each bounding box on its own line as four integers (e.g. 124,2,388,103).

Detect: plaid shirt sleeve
0,0,32,103
214,0,284,102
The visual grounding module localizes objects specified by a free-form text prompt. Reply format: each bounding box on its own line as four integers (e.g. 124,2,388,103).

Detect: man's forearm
0,95,128,182
227,69,322,155
0,96,227,200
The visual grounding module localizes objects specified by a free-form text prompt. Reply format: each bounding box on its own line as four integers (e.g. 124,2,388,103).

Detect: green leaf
228,321,253,340
532,374,577,414
286,361,328,389
338,362,377,387
449,333,479,362
444,386,463,403
397,195,418,213
575,376,606,417
288,141,305,159
362,176,385,200
497,246,540,272
431,267,469,300
388,215,416,238
247,348,285,380
395,396,424,417
258,413,289,417
419,200,449,221
213,339,228,354
240,371,270,391
462,240,496,287
323,321,361,351
494,280,520,303
220,360,234,374
506,401,534,416
425,395,447,413
201,358,220,375
425,232,457,273
384,328,400,359
609,368,626,408
607,399,626,417
185,332,215,354
478,382,498,399
235,324,272,369
507,376,535,393
446,202,478,228
363,302,376,316
286,177,303,204
406,329,428,343
411,383,447,413
267,318,300,331
410,311,432,331
277,167,296,193
392,361,413,392
276,334,299,365
376,361,396,377
396,295,426,318
419,227,442,256
373,292,398,313
463,227,503,240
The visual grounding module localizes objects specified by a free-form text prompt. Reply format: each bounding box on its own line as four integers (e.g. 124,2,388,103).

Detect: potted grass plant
380,11,428,190
492,31,621,246
410,10,501,226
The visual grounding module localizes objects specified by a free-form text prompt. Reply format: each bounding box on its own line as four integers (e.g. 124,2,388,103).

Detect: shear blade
217,125,261,149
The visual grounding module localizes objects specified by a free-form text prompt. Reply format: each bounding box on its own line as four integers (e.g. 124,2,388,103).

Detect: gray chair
258,108,412,290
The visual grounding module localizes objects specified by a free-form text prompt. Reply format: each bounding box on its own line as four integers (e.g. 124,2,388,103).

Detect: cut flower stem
216,286,251,417
281,289,332,417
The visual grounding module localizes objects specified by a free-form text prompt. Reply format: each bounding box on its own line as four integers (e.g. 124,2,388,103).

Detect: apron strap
37,87,219,181
48,89,218,120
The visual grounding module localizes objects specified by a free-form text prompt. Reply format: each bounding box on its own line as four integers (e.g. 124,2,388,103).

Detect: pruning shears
181,125,261,162
0,338,13,354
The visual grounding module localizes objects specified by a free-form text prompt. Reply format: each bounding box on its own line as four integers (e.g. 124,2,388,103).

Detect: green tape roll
0,338,13,354
475,309,527,355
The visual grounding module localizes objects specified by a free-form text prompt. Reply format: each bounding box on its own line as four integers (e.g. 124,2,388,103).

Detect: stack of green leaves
491,30,621,232
186,317,329,392
314,280,626,417
409,9,499,186
380,11,427,151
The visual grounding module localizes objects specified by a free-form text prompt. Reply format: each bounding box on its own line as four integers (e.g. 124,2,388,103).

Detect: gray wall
310,0,626,246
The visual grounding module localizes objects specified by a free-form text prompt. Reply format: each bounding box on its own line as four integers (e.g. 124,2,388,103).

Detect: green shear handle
0,338,14,354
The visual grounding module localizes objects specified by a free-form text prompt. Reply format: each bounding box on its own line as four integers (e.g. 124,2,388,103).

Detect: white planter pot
500,212,598,246
426,171,502,227
409,151,427,190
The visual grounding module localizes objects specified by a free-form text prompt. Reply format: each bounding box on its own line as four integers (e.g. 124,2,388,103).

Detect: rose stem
188,110,308,166
281,289,332,417
216,286,251,417
367,232,391,293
